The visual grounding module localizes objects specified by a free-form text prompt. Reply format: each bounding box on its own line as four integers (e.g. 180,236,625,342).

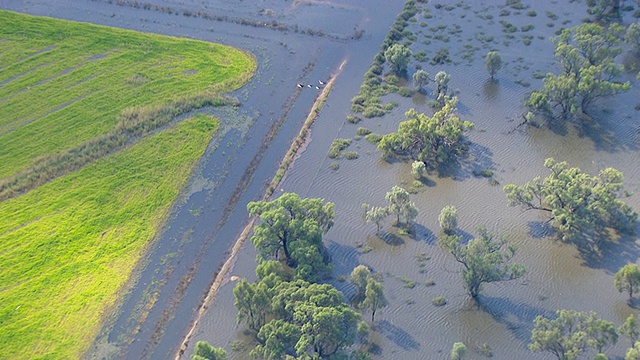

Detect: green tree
377,97,473,167
615,264,640,300
444,227,525,299
385,185,418,225
350,265,371,303
191,341,228,360
594,354,609,360
434,71,452,98
411,160,426,180
248,193,335,282
504,158,637,247
294,302,361,357
586,312,619,353
530,309,617,360
526,23,630,121
413,69,430,91
251,319,301,360
233,278,271,331
384,43,412,73
626,342,640,360
625,22,640,55
451,342,467,360
438,205,458,235
363,278,387,322
365,206,389,233
485,51,503,80
620,315,640,345
586,0,623,22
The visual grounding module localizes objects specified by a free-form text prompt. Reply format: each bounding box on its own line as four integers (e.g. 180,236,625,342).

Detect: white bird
307,84,312,88
297,83,304,88
315,86,320,90
318,80,325,85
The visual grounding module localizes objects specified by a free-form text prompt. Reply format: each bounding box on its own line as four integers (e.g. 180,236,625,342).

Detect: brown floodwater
193,1,640,360
2,0,639,359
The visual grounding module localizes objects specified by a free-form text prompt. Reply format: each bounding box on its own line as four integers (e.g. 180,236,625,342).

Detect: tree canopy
626,22,640,55
384,43,412,74
526,23,630,121
385,185,418,225
413,69,430,91
615,264,640,300
504,158,637,248
191,341,228,360
377,97,473,168
442,227,525,299
485,51,503,80
530,309,618,359
248,193,335,282
235,276,362,359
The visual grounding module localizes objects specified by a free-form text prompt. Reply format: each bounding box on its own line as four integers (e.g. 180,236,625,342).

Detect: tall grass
0,10,255,359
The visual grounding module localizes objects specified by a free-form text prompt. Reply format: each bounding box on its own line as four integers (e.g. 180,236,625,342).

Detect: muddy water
3,0,639,359
195,2,640,360
1,0,406,359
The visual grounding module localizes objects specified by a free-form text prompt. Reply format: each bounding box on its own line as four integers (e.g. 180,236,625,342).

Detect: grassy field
0,10,255,359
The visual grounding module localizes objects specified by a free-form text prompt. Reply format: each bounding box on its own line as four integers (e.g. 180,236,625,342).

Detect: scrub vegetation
0,10,255,359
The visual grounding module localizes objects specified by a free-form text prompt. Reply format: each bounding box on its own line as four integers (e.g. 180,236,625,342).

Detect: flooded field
2,0,639,359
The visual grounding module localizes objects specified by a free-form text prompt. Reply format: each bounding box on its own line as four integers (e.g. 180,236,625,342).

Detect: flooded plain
2,0,639,359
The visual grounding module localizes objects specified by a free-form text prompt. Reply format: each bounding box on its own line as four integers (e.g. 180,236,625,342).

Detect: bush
365,133,383,144
432,296,447,306
398,87,413,97
328,138,352,158
357,127,372,136
344,151,360,160
347,115,362,124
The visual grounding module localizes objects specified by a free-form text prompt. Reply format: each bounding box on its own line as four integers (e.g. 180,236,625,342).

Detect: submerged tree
620,315,640,345
248,193,335,282
234,278,271,331
627,342,640,360
363,278,387,323
615,264,640,300
530,309,618,359
385,185,418,225
350,265,372,307
384,43,412,74
413,69,430,91
485,51,503,80
504,158,637,247
626,22,640,55
451,342,467,360
365,206,389,234
192,341,228,360
438,205,458,235
377,97,473,168
443,227,525,299
526,23,630,121
434,71,452,100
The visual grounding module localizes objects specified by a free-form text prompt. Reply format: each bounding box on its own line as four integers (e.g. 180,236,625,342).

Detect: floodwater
2,0,639,359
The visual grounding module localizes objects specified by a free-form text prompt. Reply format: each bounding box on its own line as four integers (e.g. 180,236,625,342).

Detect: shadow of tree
376,320,421,351
478,296,555,345
527,220,640,273
412,222,435,244
379,231,405,246
434,140,496,182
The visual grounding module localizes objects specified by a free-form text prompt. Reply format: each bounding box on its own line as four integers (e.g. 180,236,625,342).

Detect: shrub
344,151,360,160
365,133,383,144
398,87,413,97
357,127,372,136
432,296,447,306
328,138,352,158
347,115,362,124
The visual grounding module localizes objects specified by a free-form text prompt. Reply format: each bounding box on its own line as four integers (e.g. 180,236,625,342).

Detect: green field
0,10,255,359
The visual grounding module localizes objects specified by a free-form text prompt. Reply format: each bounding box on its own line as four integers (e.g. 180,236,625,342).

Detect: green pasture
0,10,256,359
0,10,254,179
